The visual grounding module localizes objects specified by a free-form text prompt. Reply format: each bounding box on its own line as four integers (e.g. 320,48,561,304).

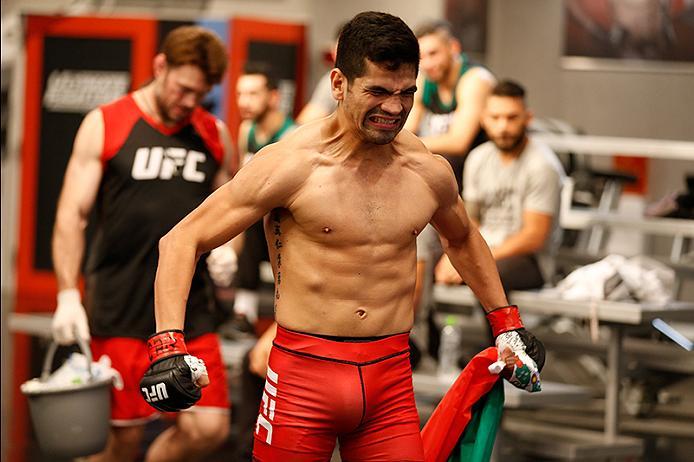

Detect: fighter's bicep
179,147,302,252
430,197,471,246
173,183,269,255
427,155,471,244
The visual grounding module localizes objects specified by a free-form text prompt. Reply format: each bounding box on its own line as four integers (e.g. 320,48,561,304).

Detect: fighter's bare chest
289,172,435,241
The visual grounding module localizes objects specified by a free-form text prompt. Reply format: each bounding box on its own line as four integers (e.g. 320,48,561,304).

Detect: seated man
435,80,564,292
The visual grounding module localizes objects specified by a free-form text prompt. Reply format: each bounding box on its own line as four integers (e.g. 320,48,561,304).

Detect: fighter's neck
322,112,398,161
321,113,397,162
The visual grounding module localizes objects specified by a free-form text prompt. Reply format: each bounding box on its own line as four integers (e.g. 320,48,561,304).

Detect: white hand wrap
184,355,208,384
495,330,542,392
52,289,90,345
207,245,238,287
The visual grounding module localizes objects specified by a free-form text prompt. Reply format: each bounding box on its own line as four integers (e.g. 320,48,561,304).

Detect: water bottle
437,315,462,383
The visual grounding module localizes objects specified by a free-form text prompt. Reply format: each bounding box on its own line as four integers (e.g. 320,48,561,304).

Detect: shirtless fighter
140,11,544,461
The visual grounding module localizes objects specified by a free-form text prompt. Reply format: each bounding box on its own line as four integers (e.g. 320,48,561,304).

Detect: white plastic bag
21,353,123,393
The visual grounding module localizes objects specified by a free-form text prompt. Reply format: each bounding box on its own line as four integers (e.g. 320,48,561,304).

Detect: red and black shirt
85,94,223,339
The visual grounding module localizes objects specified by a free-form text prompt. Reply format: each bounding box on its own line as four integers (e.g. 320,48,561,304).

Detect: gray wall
487,0,693,141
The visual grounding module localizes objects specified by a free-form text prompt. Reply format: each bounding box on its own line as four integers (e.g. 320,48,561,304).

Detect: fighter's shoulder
246,125,316,174
424,152,459,204
398,129,437,162
398,128,427,149
271,119,323,156
399,131,456,188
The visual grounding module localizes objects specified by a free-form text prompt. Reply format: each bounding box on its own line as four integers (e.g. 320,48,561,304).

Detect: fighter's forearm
154,229,200,332
443,227,508,311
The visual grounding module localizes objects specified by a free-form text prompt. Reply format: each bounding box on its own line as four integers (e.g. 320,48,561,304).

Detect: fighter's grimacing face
342,60,417,145
155,63,211,124
481,95,531,152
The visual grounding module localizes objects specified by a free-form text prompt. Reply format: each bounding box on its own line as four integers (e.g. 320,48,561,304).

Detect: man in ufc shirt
51,26,234,461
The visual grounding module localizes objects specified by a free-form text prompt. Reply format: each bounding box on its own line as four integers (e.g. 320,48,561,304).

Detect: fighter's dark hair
335,11,419,81
242,61,279,90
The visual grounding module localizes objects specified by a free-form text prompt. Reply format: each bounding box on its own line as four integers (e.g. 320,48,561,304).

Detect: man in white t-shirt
435,79,564,291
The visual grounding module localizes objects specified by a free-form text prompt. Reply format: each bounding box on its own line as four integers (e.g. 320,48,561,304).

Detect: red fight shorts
91,333,230,426
253,326,424,462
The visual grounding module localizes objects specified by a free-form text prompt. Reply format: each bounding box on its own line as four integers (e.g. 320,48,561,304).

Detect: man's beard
492,129,526,152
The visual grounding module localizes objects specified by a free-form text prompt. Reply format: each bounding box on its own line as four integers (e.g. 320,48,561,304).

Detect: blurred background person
295,23,343,125
405,19,496,192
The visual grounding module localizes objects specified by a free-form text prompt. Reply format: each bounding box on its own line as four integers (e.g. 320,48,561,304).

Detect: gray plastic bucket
21,336,112,458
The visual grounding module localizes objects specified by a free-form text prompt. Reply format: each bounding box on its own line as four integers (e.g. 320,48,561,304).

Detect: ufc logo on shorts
141,383,169,403
131,147,206,182
255,365,279,444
